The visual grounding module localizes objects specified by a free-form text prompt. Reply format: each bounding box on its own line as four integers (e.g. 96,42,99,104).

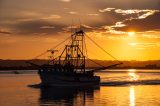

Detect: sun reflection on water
128,69,136,72
130,86,135,106
128,73,139,81
128,69,139,81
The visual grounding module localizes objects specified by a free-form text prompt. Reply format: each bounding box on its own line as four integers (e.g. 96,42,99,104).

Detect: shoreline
0,67,160,70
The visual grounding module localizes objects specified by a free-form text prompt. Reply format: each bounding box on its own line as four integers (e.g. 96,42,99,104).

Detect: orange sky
0,0,160,60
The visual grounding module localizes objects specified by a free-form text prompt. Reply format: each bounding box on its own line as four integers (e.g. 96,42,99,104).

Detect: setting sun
128,32,135,37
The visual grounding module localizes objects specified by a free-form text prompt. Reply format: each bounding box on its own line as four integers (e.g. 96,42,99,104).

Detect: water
0,69,160,106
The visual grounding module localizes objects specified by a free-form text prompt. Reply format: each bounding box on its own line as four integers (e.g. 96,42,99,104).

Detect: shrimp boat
27,28,122,87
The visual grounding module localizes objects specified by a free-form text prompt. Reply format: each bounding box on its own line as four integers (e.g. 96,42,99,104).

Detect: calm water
0,69,160,106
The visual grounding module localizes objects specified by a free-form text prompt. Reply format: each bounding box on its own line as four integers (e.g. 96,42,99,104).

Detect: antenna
71,18,73,34
79,18,82,30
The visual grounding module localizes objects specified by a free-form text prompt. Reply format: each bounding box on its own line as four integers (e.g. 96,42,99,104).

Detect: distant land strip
0,59,160,70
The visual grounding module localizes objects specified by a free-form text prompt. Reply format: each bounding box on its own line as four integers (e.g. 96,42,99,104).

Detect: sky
0,0,160,60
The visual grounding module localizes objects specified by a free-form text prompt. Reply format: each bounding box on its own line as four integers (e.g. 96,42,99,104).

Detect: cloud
7,19,97,35
138,10,158,19
96,8,145,28
114,9,159,19
114,12,160,32
141,32,160,39
40,26,55,29
0,28,12,34
62,24,94,33
128,42,158,50
99,8,115,12
87,14,99,16
99,8,159,19
97,8,160,34
42,15,61,20
0,1,160,37
129,43,156,47
68,11,78,15
115,9,141,15
0,31,11,34
59,0,71,2
11,20,66,35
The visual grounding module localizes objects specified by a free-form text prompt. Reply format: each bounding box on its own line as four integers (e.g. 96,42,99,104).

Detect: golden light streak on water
128,69,139,81
130,86,135,106
128,73,139,81
128,69,136,72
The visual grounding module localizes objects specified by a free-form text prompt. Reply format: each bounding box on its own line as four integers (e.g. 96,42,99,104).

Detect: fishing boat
27,28,122,87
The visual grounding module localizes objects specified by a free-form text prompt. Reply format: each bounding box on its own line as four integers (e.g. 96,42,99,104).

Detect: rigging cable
34,36,71,59
84,35,88,57
85,34,120,62
85,56,105,68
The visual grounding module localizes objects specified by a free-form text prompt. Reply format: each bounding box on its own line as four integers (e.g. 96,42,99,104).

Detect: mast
59,29,85,73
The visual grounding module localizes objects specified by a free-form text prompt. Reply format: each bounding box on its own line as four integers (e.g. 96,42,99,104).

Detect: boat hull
38,71,100,87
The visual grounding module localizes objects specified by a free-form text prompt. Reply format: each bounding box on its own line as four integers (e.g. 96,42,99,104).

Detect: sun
128,32,135,37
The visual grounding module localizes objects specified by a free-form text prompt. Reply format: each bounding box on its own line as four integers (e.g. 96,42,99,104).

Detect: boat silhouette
27,28,122,86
